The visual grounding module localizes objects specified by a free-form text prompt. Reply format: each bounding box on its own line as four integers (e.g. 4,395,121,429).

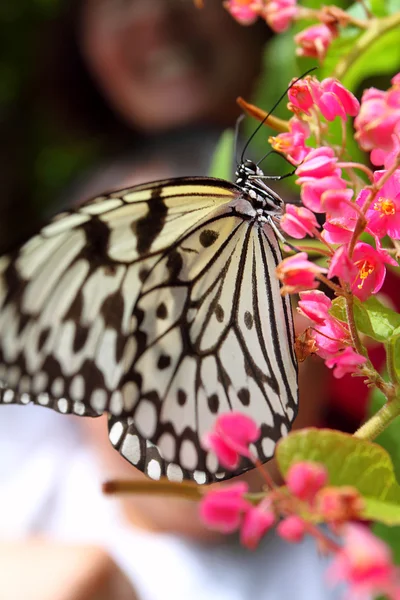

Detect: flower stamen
374,197,396,217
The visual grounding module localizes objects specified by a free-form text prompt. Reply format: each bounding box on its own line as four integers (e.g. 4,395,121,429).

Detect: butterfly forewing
0,175,298,483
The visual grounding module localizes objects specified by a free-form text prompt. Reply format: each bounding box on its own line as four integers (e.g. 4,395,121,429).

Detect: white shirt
0,404,341,600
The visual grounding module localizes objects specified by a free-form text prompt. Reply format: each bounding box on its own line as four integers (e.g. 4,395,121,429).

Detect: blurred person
0,1,340,599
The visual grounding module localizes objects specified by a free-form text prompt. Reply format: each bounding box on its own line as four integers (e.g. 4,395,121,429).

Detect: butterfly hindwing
110,214,297,480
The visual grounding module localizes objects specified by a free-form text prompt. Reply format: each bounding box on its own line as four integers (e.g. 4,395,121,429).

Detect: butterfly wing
0,177,233,415
0,176,298,482
109,212,297,482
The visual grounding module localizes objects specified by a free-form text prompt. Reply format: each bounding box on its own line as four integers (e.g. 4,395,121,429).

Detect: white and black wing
0,175,298,483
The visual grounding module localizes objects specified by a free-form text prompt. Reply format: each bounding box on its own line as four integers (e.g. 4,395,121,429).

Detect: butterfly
0,160,298,484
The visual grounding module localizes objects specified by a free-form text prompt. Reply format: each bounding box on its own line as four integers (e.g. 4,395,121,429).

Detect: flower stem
337,162,374,183
333,12,400,81
344,293,366,358
386,340,400,387
102,479,203,500
354,391,400,441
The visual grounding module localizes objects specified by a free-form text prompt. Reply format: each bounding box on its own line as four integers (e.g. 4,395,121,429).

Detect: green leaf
369,388,400,484
208,129,234,181
387,0,400,14
330,296,400,343
369,383,400,557
333,17,400,92
364,498,400,524
368,0,389,17
393,338,400,384
322,29,363,82
276,428,400,525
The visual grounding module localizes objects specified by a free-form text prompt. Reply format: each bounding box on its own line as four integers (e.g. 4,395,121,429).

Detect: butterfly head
235,160,284,221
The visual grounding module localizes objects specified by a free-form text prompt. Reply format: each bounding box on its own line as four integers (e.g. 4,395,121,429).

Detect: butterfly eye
244,160,257,173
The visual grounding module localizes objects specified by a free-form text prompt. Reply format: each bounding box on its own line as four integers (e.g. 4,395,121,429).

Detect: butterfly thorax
235,160,283,225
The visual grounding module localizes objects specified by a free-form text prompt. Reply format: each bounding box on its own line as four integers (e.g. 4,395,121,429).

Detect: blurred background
0,0,399,598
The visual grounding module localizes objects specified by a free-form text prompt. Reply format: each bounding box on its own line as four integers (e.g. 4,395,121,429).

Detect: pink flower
297,290,332,325
354,76,400,166
240,501,276,549
322,192,358,244
384,121,400,170
329,242,395,301
357,170,400,239
328,524,400,599
277,516,306,543
223,0,261,25
325,347,367,378
294,23,338,61
352,242,396,300
263,0,298,32
321,188,354,217
288,77,314,115
269,117,310,165
295,148,348,212
276,252,328,294
199,482,250,533
313,315,349,359
322,218,355,244
202,413,260,469
280,204,320,239
296,147,340,179
316,486,364,525
311,78,360,121
328,244,358,282
286,461,328,503
301,175,348,213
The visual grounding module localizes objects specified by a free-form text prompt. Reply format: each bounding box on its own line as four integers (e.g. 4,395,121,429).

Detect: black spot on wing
199,229,219,248
138,267,150,283
157,353,171,370
177,389,187,406
215,304,224,323
166,251,183,280
81,218,111,264
73,326,90,353
156,302,168,319
135,190,167,256
244,311,253,330
238,387,250,406
207,393,219,414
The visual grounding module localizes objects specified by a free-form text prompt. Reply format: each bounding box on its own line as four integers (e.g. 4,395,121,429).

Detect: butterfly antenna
240,67,317,164
234,114,245,168
257,149,296,169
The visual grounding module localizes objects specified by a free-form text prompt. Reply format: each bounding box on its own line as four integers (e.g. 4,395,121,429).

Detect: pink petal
298,290,331,324
240,503,275,549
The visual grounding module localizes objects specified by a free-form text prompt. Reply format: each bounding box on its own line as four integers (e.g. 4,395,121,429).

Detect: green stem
354,391,400,441
387,340,400,387
333,12,400,81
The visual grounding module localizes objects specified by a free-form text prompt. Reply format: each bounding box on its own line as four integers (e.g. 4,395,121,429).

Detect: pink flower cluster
272,74,400,376
270,76,360,167
298,290,366,375
200,415,328,547
200,414,400,598
328,524,400,600
223,0,342,61
223,0,298,31
355,74,400,166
